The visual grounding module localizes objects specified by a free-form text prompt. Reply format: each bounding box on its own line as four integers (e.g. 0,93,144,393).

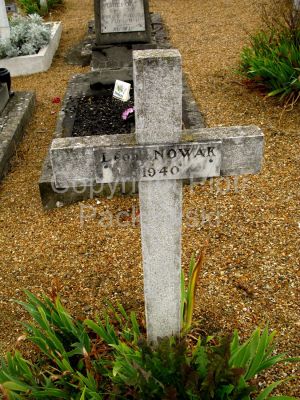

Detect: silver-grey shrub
0,14,51,59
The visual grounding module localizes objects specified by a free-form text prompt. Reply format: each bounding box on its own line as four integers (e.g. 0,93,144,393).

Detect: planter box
0,22,62,77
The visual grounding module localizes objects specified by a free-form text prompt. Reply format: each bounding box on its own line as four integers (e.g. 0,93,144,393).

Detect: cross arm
181,125,264,176
50,125,264,188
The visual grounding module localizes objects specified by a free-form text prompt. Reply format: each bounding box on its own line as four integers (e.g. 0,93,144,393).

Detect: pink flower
122,107,134,120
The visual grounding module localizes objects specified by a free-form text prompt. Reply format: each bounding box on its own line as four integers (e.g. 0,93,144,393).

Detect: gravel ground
0,0,299,396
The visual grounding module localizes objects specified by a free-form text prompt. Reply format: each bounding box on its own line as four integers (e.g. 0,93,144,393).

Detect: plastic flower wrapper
122,107,134,121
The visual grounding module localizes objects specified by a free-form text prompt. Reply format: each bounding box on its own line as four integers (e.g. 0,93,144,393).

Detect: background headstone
94,0,151,45
0,0,10,39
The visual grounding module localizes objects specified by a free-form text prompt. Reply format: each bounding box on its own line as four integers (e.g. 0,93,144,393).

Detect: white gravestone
50,49,264,343
0,0,10,39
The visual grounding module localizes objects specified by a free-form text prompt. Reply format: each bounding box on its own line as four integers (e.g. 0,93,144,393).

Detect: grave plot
39,0,205,208
41,0,262,214
0,1,298,396
39,62,204,209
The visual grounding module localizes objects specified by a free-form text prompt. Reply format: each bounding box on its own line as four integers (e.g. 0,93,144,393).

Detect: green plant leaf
80,386,86,400
268,397,299,399
256,380,286,400
245,326,270,379
2,381,30,392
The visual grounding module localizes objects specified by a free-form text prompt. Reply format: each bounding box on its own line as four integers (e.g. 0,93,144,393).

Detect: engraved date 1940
142,166,180,178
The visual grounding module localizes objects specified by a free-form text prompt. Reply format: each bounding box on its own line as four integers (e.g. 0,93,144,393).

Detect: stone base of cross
50,49,264,343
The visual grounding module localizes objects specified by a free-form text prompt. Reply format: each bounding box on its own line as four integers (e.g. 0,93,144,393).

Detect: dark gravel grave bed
72,85,134,136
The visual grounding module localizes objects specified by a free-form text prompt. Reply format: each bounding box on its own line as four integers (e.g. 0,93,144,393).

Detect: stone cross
94,0,151,45
134,50,183,340
50,49,264,343
132,50,263,341
0,0,10,39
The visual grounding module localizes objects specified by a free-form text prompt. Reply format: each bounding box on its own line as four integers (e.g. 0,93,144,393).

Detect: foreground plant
0,291,298,399
181,247,206,333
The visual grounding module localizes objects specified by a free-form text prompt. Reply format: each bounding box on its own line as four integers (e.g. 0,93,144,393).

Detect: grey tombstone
94,0,151,45
294,0,300,10
50,49,264,343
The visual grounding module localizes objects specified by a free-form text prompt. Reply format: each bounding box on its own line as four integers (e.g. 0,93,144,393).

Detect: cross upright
50,49,264,343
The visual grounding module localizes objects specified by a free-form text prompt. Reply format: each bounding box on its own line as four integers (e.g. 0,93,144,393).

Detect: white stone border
0,21,62,77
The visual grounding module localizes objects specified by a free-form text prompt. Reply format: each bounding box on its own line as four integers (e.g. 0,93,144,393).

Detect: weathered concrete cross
50,49,264,343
